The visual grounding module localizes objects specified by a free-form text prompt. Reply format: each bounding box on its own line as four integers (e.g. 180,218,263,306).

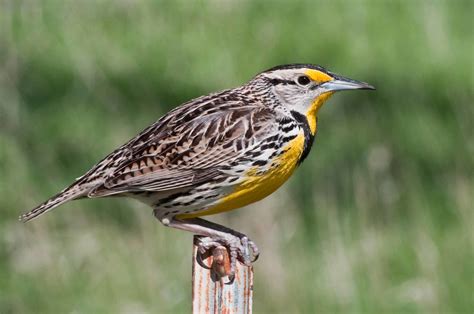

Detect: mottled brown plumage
20,64,374,276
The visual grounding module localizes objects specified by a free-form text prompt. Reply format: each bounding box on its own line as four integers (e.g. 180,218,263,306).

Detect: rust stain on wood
192,235,253,314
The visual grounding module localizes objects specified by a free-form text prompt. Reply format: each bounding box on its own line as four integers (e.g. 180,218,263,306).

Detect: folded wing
89,98,274,197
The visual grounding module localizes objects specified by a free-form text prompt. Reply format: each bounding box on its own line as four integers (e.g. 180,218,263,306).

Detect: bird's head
255,64,375,134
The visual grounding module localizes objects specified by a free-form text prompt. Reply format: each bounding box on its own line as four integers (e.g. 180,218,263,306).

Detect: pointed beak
319,75,375,93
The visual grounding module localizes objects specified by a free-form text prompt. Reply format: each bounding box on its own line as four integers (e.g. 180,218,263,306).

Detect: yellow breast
178,133,305,218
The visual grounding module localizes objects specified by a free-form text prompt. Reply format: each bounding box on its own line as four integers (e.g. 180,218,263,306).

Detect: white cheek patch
275,86,318,114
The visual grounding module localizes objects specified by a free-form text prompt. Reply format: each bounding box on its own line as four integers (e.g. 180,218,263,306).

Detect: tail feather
19,185,88,222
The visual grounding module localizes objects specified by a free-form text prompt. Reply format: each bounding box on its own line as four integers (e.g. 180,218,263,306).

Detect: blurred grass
1,0,473,313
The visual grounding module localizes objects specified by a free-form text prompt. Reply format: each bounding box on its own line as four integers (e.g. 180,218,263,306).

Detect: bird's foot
196,235,259,282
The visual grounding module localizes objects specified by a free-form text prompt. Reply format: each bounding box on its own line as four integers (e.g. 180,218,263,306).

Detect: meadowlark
20,63,374,274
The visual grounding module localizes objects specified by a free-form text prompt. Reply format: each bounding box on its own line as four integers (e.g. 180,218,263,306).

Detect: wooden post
192,235,253,314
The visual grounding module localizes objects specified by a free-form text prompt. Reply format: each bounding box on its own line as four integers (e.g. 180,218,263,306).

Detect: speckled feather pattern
19,63,359,222
19,75,309,222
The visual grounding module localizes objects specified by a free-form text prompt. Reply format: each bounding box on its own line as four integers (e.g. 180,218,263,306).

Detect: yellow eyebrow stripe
304,69,333,83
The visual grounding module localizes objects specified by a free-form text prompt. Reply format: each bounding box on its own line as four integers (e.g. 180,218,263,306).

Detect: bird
20,63,374,275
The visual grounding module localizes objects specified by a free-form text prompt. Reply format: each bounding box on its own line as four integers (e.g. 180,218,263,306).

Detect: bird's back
20,86,306,221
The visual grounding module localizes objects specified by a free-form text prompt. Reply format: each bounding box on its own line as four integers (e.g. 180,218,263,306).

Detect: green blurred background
1,0,472,313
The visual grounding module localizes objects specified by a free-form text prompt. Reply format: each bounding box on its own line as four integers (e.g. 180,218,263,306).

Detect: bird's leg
156,215,259,277
184,218,259,260
189,218,260,264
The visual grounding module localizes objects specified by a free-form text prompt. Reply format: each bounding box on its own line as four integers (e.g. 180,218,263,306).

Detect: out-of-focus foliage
1,0,472,313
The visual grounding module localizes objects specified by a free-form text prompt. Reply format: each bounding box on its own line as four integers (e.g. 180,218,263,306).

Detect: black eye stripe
268,77,314,86
268,78,297,86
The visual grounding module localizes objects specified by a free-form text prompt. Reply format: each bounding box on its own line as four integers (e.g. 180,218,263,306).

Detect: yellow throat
304,68,335,134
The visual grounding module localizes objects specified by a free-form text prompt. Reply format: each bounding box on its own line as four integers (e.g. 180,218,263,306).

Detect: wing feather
88,94,276,197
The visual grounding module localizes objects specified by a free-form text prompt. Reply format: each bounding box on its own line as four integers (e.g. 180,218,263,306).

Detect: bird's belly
178,133,305,218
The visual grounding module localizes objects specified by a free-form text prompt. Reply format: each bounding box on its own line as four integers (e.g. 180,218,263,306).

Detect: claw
236,236,260,265
225,274,235,285
247,239,260,262
196,249,211,270
195,234,259,281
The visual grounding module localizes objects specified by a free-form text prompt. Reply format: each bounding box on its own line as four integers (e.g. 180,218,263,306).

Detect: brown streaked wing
89,100,275,196
88,168,220,197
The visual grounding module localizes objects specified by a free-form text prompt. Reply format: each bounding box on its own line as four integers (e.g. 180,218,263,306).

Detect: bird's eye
297,75,311,85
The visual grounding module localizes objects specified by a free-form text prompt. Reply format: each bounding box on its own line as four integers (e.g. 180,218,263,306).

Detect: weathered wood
192,235,253,314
